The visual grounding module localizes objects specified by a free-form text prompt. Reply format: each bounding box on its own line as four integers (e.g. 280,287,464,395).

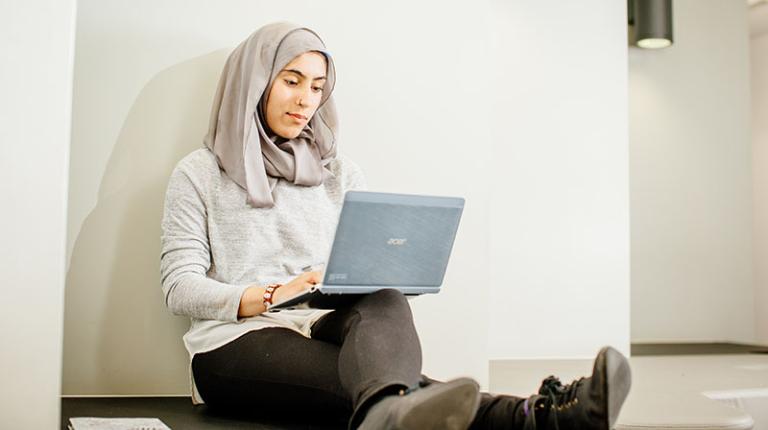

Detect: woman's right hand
273,270,323,304
238,271,323,318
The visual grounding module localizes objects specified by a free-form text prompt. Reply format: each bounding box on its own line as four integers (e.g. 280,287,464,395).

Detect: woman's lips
286,113,307,122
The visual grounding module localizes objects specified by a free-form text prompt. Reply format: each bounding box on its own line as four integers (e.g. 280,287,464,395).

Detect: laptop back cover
322,191,465,290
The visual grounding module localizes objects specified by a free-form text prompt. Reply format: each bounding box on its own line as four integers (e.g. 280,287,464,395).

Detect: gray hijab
204,22,338,208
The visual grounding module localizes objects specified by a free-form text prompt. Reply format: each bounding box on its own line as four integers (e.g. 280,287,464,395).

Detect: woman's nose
296,87,311,107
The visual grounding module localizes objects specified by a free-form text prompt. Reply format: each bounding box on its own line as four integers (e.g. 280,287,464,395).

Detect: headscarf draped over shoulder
203,22,338,208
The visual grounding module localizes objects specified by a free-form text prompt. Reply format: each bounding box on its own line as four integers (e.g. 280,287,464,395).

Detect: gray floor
63,343,768,430
61,397,347,430
490,344,768,430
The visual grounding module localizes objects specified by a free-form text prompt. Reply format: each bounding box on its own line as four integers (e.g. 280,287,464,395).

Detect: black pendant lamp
628,0,674,49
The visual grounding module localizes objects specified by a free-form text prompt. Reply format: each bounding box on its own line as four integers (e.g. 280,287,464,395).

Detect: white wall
630,0,755,343
751,3,768,345
64,0,630,397
0,0,77,428
487,1,631,360
64,0,492,395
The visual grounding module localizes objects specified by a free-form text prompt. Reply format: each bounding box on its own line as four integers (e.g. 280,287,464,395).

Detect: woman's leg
192,289,462,429
308,288,633,430
309,288,527,429
191,327,351,420
427,346,632,430
419,376,527,429
310,289,424,427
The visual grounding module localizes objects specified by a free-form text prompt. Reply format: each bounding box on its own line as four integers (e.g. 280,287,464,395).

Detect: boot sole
603,346,632,430
396,377,481,430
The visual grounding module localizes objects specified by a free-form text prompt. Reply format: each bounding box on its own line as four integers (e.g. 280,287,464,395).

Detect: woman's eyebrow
284,69,327,81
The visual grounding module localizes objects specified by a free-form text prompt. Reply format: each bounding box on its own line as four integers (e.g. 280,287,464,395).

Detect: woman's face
265,52,328,139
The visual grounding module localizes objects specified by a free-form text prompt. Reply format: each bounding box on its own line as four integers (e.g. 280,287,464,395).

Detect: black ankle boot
520,346,631,430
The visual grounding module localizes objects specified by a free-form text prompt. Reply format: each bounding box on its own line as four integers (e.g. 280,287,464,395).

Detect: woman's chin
273,126,303,140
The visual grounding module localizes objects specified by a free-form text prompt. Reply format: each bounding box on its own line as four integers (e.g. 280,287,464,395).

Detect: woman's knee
357,288,412,319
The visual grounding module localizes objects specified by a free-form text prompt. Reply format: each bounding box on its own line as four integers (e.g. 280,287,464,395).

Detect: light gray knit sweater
160,148,367,403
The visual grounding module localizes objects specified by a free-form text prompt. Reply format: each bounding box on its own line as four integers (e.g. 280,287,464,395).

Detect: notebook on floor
268,190,465,311
68,417,171,430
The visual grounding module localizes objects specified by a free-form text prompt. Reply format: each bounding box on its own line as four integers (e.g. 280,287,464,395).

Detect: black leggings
191,289,524,429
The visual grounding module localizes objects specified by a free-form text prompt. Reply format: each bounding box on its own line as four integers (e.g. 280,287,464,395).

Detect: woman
160,22,631,430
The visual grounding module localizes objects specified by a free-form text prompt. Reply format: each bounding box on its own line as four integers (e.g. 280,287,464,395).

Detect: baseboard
631,341,768,356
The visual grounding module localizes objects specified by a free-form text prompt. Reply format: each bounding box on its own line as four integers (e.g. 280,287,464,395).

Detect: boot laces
522,376,585,430
540,375,583,404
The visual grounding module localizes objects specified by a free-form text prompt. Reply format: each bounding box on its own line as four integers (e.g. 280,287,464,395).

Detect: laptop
268,190,465,312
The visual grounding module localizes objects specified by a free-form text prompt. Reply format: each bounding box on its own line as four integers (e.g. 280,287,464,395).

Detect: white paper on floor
68,417,171,430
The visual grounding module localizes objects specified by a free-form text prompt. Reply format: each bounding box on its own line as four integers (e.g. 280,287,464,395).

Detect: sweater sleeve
160,165,249,322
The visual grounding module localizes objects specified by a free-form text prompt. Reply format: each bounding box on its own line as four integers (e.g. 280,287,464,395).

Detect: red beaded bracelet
262,284,283,307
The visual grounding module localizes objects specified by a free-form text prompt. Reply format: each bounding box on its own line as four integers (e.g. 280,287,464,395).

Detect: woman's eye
284,79,298,86
312,86,324,93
